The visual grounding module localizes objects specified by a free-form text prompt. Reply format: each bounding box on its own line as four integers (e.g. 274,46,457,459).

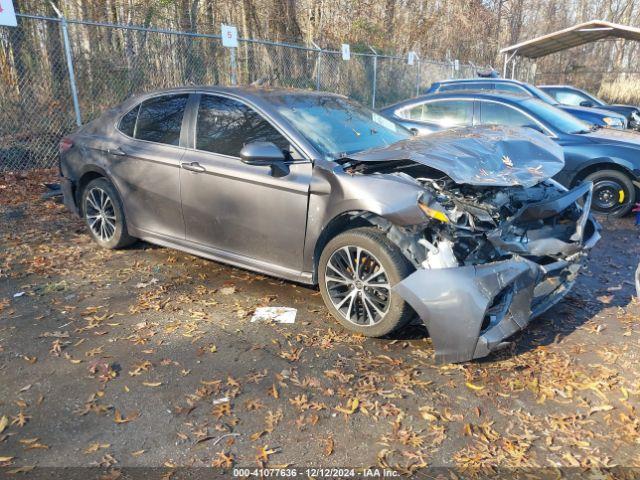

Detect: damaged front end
343,126,600,363
394,178,600,363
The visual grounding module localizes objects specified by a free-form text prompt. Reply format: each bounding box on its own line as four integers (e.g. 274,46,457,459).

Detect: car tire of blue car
318,227,415,338
81,177,136,250
583,169,636,218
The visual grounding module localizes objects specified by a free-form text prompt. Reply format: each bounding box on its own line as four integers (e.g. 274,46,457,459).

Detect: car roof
438,78,527,86
382,90,531,113
537,85,576,89
125,85,347,106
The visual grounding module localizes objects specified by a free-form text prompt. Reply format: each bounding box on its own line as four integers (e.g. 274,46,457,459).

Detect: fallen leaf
0,456,14,462
114,410,139,424
130,450,145,457
84,443,110,454
0,415,8,433
465,382,485,391
6,466,35,474
142,382,162,387
324,437,334,456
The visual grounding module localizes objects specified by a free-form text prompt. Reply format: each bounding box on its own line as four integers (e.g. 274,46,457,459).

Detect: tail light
59,137,74,154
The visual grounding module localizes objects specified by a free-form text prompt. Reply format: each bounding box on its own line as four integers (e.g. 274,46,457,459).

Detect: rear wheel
81,177,135,249
583,169,635,217
318,227,414,337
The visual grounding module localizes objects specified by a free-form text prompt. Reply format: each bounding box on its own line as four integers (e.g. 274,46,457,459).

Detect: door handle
181,161,206,173
108,147,127,156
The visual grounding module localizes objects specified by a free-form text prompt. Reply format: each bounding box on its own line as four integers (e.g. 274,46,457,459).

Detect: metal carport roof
500,20,640,59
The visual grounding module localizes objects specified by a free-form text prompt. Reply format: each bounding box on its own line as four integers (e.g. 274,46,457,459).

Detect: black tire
583,169,635,217
81,177,136,249
318,227,415,337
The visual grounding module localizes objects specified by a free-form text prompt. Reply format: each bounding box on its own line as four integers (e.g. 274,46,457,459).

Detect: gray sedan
59,87,600,363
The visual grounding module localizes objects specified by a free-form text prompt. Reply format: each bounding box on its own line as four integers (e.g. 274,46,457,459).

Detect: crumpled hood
347,125,565,188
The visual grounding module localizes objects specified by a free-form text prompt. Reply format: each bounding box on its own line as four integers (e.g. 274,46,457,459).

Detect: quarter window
118,105,139,137
134,94,189,146
479,102,534,127
196,95,289,157
403,100,473,127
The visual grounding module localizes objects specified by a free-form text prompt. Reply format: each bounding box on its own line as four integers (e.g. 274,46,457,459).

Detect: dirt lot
0,170,639,475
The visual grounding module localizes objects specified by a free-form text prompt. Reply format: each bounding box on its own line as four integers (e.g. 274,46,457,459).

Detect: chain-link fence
1,13,482,172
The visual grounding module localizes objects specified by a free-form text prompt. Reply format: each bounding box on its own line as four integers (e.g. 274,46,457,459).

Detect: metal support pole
415,57,421,97
502,53,508,78
368,46,378,108
312,41,321,91
229,47,237,85
51,3,82,126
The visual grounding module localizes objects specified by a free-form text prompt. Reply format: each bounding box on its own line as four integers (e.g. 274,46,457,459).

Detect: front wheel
81,177,136,249
318,227,415,337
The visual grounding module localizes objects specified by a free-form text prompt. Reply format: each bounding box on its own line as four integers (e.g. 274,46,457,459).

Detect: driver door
179,94,312,272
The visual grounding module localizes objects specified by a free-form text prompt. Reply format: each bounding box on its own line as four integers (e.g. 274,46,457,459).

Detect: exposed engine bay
339,129,601,363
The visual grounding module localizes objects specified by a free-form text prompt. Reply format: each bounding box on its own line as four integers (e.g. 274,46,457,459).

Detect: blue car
380,90,640,216
425,78,628,130
539,84,640,131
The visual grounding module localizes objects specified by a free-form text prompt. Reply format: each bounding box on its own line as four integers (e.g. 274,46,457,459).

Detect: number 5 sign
221,24,238,48
0,0,18,27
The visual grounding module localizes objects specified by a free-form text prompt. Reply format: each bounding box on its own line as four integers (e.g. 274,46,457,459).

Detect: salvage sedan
59,87,600,363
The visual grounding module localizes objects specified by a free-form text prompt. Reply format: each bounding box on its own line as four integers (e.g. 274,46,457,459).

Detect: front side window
135,94,189,146
196,95,289,157
479,102,534,127
404,100,473,127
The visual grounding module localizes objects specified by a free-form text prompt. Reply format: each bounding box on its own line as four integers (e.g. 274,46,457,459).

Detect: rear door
179,93,312,272
110,93,190,240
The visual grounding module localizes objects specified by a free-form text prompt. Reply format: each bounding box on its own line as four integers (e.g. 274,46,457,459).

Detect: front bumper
394,182,601,364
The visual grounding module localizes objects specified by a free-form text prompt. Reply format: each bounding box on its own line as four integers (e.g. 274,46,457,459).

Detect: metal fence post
312,41,321,91
368,46,378,109
51,4,82,126
229,47,238,85
415,56,421,96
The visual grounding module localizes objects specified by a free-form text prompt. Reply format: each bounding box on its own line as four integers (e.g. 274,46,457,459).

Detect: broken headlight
418,193,449,223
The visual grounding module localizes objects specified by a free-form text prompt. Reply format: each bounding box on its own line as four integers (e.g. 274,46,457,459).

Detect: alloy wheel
85,187,117,242
324,245,391,326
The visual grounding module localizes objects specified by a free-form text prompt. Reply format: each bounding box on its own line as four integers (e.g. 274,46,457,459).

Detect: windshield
522,98,592,134
578,88,606,106
273,95,411,159
525,84,562,105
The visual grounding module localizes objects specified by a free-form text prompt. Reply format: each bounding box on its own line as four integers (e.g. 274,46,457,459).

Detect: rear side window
118,105,139,137
493,83,528,95
479,102,532,127
196,95,289,157
403,100,473,127
135,94,189,146
439,82,491,92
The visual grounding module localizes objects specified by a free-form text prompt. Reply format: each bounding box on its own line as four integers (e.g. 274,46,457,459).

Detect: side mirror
580,100,594,108
240,141,289,177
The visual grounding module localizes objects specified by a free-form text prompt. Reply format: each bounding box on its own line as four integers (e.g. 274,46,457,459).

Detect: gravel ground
0,170,639,476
